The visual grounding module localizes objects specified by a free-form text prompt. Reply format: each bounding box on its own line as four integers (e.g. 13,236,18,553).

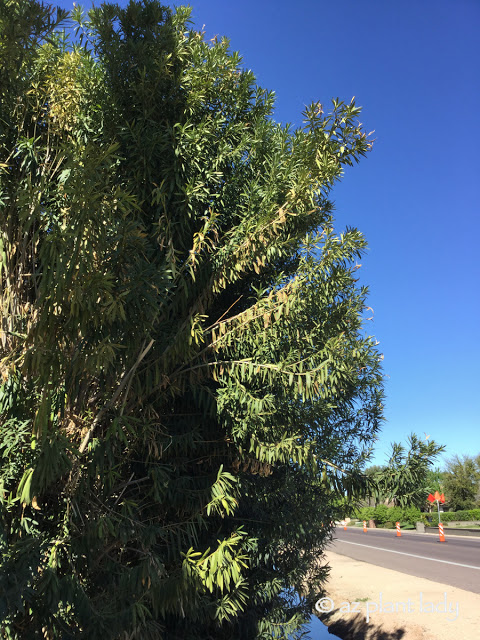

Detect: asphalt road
328,527,480,594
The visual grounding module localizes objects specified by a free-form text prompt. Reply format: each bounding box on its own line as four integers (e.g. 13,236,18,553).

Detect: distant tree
443,455,480,511
475,454,480,504
422,467,447,511
364,465,386,477
370,434,445,508
425,467,446,492
363,465,386,506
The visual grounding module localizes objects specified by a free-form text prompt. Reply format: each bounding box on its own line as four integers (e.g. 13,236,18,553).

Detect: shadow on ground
318,610,407,640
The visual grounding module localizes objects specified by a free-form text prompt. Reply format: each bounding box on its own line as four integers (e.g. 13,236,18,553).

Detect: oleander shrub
373,504,389,525
357,507,376,522
402,507,422,525
388,506,404,524
0,1,385,637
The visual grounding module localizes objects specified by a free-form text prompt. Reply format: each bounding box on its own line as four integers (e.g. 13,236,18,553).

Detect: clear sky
56,0,480,468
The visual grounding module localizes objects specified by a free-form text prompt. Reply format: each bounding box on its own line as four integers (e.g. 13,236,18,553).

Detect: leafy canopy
443,455,480,511
0,1,384,638
369,434,445,508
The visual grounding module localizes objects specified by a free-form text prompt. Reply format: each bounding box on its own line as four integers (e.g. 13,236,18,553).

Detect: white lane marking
334,540,480,571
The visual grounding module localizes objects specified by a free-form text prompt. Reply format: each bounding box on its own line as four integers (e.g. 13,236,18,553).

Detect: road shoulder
316,550,480,640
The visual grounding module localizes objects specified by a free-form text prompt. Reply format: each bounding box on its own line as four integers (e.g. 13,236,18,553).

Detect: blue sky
57,0,480,468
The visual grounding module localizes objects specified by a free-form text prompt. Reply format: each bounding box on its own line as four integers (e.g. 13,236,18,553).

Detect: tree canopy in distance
365,434,445,509
0,1,384,638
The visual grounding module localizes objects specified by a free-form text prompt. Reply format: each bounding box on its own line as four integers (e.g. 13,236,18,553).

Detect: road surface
328,527,480,594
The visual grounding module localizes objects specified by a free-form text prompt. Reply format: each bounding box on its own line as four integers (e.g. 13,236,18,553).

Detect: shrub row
355,506,422,526
355,507,480,528
426,509,480,527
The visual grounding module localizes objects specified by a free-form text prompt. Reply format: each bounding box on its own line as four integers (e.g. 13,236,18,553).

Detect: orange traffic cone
363,520,367,532
396,521,401,537
343,521,347,531
439,522,445,542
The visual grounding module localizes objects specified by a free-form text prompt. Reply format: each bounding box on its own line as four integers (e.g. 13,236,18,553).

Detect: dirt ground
316,551,480,640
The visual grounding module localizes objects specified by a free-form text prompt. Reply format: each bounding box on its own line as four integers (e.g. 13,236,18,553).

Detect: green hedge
371,504,389,525
425,509,480,527
355,505,422,526
355,506,480,528
356,507,376,522
402,507,422,525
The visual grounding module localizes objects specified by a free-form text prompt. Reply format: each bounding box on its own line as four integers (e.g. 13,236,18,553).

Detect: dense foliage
427,509,480,526
355,505,423,526
0,1,384,638
424,467,446,497
443,455,480,511
367,434,445,508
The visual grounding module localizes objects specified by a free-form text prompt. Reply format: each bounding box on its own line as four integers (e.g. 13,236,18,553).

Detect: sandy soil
315,551,480,640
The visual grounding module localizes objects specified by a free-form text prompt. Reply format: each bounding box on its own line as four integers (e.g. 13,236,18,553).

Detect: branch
78,339,154,454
